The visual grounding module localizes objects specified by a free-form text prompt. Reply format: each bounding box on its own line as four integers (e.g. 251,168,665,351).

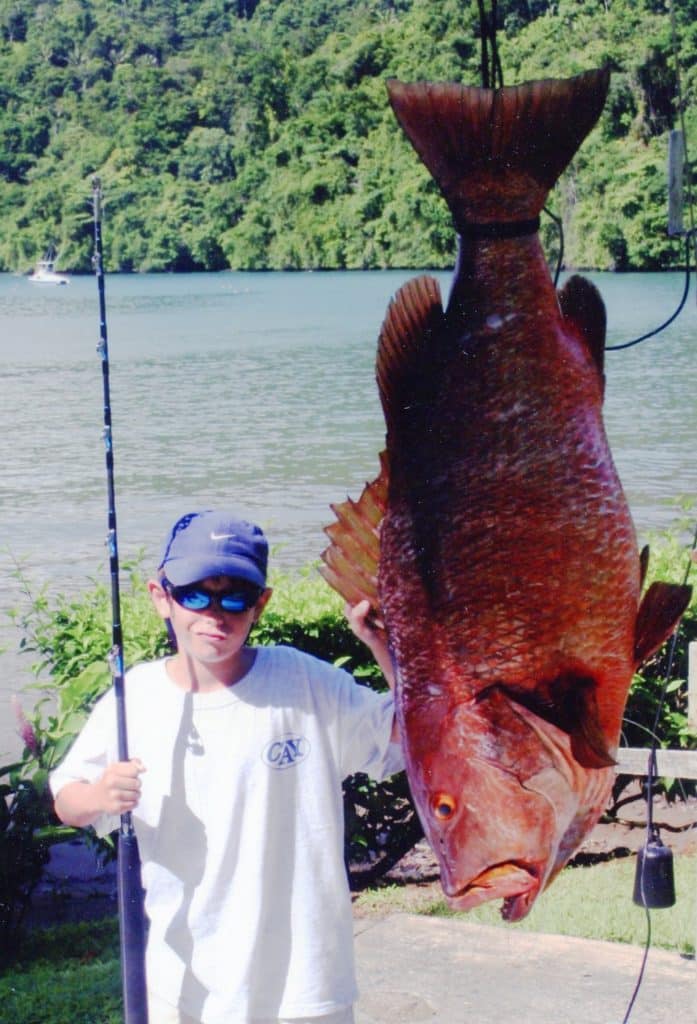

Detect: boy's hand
345,600,395,690
54,758,147,828
96,759,146,816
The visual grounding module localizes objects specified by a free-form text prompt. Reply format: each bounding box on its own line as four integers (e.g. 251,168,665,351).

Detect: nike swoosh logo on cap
210,532,238,541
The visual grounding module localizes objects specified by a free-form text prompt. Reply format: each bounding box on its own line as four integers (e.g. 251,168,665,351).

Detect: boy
50,510,402,1024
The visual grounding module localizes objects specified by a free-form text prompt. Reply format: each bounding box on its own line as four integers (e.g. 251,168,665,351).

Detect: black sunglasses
163,579,263,614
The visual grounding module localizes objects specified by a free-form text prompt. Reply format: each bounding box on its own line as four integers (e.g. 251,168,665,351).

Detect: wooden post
688,641,697,734
615,747,697,779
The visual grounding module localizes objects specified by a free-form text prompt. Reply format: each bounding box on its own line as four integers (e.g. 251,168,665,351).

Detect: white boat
29,248,70,285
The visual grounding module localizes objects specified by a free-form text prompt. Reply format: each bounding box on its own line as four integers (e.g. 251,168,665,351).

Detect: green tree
0,0,695,272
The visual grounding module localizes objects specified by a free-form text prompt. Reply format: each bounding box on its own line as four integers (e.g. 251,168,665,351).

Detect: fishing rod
92,177,149,1024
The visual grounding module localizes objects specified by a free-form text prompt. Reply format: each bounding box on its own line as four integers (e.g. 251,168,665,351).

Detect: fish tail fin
320,452,388,626
386,68,610,225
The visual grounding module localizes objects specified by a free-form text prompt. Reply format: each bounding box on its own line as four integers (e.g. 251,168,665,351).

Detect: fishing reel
632,826,676,909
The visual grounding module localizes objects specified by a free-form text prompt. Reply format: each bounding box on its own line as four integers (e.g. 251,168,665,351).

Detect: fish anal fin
639,545,650,590
320,453,388,623
558,274,606,384
376,275,444,432
634,581,693,666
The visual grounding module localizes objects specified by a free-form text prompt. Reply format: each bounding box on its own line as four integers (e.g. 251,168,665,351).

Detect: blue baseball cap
158,511,268,588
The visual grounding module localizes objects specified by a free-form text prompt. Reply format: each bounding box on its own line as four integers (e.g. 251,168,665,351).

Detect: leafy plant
614,512,697,804
1,559,168,955
0,725,76,957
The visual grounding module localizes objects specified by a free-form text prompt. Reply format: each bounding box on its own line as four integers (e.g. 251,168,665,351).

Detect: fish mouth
445,862,540,922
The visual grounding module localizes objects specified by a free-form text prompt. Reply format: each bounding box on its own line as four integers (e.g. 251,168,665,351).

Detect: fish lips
443,861,541,922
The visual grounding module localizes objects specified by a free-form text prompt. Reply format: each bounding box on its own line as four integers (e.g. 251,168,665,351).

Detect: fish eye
431,793,457,821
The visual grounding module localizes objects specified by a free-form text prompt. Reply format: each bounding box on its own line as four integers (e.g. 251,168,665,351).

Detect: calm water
1,269,695,756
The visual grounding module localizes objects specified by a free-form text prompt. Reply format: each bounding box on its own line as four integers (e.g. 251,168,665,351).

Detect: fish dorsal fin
634,581,693,666
386,69,610,223
319,452,389,626
557,274,607,383
376,275,444,434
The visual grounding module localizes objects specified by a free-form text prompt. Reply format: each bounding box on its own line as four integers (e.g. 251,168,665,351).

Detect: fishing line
618,525,696,1024
613,0,696,979
620,906,652,1024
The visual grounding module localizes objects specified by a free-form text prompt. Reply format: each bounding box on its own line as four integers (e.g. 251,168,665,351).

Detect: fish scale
321,68,692,920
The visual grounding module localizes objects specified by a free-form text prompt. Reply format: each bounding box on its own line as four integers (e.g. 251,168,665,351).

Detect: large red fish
321,69,691,921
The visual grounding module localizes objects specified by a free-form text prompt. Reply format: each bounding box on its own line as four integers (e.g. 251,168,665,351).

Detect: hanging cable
610,0,697,353
605,229,694,350
543,206,564,286
476,0,503,90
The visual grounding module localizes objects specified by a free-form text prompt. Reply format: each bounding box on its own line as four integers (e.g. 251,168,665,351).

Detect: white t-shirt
50,646,403,1023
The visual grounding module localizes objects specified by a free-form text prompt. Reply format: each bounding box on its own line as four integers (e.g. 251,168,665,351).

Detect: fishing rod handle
118,830,149,1024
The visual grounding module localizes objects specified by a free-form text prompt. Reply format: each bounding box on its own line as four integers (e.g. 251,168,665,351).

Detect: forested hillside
1,0,695,272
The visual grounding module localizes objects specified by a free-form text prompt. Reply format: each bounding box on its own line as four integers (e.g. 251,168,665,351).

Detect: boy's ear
148,579,171,621
253,587,273,622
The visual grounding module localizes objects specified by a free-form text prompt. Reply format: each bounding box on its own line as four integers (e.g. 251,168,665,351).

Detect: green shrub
621,521,696,752
0,759,75,959
612,516,697,805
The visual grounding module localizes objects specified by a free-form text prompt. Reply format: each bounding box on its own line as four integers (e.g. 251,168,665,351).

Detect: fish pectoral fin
569,714,616,770
634,581,693,666
319,451,388,624
557,274,606,385
548,679,616,769
376,275,444,433
483,679,615,770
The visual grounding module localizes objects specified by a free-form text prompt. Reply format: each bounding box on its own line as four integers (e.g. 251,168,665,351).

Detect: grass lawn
353,851,697,954
0,918,122,1024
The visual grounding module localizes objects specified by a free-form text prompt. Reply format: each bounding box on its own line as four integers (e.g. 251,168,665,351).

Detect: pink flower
11,695,39,756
